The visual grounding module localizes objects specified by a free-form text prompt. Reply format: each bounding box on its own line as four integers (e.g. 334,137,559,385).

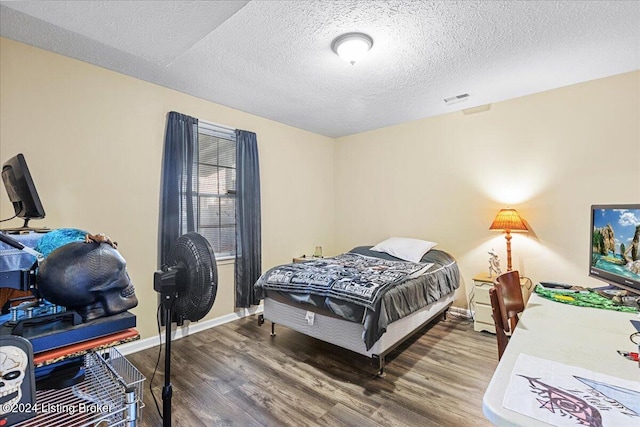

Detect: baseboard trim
116,304,264,356
116,303,469,355
448,305,472,319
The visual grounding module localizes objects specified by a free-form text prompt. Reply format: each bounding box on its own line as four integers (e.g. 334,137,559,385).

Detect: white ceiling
1,1,639,138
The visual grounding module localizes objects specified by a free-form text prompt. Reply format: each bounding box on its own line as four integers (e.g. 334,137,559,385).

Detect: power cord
520,276,534,291
150,303,164,421
0,214,17,223
446,309,474,325
468,285,476,322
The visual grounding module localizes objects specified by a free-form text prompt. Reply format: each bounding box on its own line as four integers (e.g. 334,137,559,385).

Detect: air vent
444,93,469,105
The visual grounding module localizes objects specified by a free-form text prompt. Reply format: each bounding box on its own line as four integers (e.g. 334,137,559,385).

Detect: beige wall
0,38,335,339
1,37,639,339
334,71,640,307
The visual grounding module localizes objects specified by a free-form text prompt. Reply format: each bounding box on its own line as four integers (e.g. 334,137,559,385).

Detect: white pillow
370,237,437,263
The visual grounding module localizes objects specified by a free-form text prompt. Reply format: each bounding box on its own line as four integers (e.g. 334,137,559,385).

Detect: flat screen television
1,153,46,232
590,204,640,295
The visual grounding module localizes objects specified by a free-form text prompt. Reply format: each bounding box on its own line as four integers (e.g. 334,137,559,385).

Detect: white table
482,292,640,426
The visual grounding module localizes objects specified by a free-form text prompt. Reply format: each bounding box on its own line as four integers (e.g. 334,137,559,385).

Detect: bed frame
258,291,455,376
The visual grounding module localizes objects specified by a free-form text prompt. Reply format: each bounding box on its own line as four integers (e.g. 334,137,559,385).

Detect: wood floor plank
316,403,382,427
127,313,498,426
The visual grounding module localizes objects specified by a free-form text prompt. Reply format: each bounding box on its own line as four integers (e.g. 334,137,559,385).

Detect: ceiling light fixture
331,32,373,65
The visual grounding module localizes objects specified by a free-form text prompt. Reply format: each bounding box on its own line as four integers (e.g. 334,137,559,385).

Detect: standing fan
153,232,218,427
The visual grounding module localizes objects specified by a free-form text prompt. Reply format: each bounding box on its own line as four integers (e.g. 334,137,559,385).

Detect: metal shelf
15,348,145,427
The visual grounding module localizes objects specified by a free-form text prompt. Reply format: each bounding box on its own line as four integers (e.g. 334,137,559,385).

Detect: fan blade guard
167,232,218,322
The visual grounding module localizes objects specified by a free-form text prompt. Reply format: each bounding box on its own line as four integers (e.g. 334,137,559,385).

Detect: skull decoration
0,346,27,414
37,241,138,321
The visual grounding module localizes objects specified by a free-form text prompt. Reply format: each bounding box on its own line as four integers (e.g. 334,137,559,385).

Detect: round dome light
331,32,373,65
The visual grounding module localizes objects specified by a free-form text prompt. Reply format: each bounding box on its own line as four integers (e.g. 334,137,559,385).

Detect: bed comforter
255,247,460,350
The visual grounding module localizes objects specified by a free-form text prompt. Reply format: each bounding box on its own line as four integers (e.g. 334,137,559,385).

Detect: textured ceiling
1,1,639,137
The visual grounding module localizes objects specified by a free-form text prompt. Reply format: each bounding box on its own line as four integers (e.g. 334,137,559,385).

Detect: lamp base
505,231,513,272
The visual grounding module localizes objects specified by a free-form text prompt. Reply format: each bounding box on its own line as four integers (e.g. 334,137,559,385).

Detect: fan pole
162,298,175,427
154,233,218,427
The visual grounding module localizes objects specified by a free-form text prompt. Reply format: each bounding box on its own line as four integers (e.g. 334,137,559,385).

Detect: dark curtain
235,130,262,307
159,111,198,267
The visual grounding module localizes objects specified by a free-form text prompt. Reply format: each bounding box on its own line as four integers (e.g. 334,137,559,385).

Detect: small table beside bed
254,239,461,376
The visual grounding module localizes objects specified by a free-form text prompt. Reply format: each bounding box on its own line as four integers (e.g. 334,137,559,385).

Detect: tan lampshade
489,209,528,232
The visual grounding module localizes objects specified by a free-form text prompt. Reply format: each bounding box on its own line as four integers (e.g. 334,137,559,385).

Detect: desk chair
490,270,526,359
489,287,509,360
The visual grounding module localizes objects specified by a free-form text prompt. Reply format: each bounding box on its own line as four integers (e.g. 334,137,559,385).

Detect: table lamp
489,208,528,271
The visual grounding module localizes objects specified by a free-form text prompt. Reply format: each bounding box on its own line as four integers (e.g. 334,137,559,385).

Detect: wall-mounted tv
590,204,640,295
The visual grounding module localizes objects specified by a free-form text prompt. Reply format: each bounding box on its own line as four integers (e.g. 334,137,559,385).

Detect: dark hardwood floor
127,313,499,427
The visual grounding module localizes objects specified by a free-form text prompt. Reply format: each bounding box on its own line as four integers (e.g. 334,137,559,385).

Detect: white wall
334,71,640,307
0,37,335,340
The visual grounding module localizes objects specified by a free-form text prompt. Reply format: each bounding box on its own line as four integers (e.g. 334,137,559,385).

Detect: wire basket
14,348,145,427
100,347,145,412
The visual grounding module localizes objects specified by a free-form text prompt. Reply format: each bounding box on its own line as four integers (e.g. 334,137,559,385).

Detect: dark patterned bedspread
255,253,431,309
255,247,460,350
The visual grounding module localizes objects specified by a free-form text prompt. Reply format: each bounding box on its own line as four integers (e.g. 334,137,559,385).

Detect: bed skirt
263,291,456,358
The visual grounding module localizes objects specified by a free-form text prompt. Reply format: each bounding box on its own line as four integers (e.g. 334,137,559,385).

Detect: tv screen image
590,204,640,294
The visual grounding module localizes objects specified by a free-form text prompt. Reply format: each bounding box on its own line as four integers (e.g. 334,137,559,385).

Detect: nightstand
472,273,529,334
293,256,322,263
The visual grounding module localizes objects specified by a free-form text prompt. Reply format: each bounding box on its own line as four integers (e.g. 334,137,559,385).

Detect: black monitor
1,153,47,232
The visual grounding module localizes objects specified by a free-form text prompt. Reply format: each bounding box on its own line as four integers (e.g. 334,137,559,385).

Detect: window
196,122,236,259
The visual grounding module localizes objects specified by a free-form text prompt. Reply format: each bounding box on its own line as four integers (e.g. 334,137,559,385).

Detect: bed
255,243,460,376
